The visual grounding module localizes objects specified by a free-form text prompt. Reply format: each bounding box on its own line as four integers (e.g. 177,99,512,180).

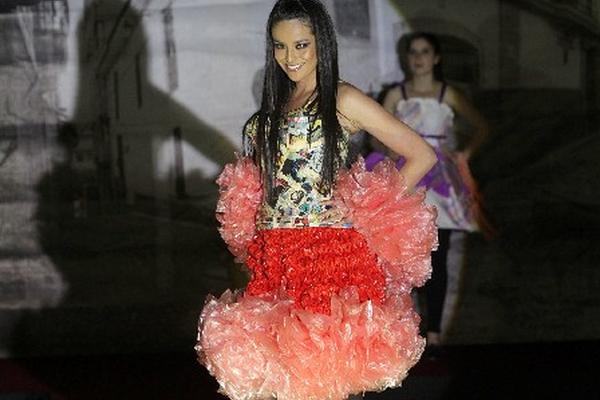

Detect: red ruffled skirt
246,227,385,314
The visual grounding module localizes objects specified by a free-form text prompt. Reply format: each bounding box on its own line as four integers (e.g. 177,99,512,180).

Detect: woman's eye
409,49,429,56
296,42,309,50
274,43,284,50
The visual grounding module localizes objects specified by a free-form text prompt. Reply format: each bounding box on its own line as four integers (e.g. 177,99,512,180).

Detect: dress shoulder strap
438,82,448,103
400,83,408,100
336,109,360,133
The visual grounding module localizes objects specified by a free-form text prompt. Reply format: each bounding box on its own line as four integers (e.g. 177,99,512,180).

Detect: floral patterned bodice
244,108,351,229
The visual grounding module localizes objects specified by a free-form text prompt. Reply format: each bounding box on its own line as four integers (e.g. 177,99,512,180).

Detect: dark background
0,0,599,398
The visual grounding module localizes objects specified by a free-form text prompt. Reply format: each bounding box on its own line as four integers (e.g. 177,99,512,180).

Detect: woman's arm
381,86,403,114
445,86,490,159
368,86,404,156
338,83,436,190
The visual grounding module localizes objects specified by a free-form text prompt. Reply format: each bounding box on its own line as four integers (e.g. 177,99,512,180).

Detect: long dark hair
252,0,342,204
402,32,444,82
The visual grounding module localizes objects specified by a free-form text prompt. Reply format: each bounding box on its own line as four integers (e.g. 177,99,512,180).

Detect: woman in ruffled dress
366,32,490,355
196,1,438,399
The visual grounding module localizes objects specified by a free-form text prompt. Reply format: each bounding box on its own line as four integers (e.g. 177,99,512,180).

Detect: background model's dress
366,85,475,231
196,103,437,400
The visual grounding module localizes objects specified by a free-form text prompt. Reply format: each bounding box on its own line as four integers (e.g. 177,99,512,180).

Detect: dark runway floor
1,341,598,400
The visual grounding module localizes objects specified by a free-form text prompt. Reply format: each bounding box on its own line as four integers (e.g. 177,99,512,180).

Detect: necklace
286,88,318,113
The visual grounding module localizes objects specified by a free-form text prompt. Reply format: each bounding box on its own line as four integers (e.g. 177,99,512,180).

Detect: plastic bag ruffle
245,227,385,315
334,157,438,288
197,288,424,400
216,155,262,262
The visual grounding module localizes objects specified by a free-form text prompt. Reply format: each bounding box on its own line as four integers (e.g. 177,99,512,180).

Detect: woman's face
407,37,440,77
271,19,318,85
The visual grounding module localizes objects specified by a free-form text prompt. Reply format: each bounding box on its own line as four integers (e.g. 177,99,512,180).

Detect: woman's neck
293,80,317,98
293,71,318,95
287,79,317,111
409,74,437,93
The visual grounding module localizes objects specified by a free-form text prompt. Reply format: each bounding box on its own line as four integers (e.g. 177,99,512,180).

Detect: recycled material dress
365,83,476,231
196,101,438,400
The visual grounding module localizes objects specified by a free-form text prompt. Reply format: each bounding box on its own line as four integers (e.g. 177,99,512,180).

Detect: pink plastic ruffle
197,288,424,400
216,156,263,262
200,157,437,399
334,158,438,288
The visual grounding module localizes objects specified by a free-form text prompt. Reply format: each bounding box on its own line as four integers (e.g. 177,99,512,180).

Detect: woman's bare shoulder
337,81,371,111
444,84,467,105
